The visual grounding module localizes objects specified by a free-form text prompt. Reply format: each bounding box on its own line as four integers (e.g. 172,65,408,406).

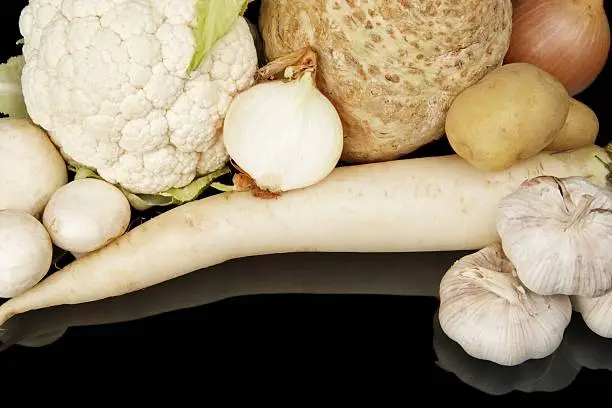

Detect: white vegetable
433,311,580,395
0,210,53,298
438,243,572,366
17,0,258,195
0,118,68,217
259,0,513,163
497,176,612,297
571,291,612,338
223,48,343,194
0,55,27,119
42,179,131,254
0,145,609,324
0,251,458,348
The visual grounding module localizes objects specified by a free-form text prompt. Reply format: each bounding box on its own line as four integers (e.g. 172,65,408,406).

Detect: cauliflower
18,0,258,195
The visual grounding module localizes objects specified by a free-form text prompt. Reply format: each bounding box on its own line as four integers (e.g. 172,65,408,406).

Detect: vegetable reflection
433,309,612,395
5,249,611,394
564,318,612,371
0,250,465,350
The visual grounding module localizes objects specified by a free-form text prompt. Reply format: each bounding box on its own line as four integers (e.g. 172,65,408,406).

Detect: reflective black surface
1,251,612,397
1,0,610,397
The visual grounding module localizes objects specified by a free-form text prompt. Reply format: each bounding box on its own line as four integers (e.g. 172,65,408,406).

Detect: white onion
222,49,344,195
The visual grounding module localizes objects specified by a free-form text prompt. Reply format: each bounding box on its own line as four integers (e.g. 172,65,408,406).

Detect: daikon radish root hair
0,144,610,326
0,251,462,348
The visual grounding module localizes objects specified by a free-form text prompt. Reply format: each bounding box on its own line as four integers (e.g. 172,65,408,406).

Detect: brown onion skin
505,0,610,96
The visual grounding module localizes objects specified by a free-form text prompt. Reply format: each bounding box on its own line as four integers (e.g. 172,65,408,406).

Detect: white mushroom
0,118,68,217
0,209,53,298
42,178,131,254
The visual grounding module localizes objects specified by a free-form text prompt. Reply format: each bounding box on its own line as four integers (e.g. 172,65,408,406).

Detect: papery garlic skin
497,176,612,297
438,243,572,367
572,292,612,338
222,71,344,193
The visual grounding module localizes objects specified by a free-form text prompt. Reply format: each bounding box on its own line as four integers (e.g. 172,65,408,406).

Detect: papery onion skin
505,0,610,96
222,71,344,194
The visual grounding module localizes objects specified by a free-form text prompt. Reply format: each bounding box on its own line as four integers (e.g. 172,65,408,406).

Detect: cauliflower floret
19,0,258,194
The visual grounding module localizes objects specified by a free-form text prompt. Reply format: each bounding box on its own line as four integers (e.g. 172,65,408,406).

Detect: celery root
0,145,610,326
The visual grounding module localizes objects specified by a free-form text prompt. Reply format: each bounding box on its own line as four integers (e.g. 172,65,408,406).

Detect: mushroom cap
42,178,131,253
0,118,68,217
0,210,53,298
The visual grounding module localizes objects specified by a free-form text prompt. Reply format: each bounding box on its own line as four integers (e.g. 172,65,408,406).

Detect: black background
0,0,610,400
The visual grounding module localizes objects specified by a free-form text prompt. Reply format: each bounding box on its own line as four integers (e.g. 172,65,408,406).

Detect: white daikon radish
0,145,609,325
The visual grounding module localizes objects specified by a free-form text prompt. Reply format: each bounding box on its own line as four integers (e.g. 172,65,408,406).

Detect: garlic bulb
222,48,343,195
572,292,612,338
497,176,612,297
433,311,580,395
438,243,572,367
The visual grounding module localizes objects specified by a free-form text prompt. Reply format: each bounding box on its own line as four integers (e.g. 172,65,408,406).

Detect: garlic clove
571,291,612,338
438,243,572,367
497,176,612,297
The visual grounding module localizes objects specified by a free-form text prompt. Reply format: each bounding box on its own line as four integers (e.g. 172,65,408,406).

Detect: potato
546,98,599,152
445,63,570,172
259,0,513,163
